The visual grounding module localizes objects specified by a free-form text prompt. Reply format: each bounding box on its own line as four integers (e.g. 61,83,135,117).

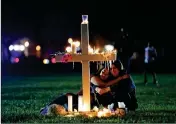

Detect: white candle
97,62,98,70
72,43,76,54
78,95,83,111
110,60,112,68
68,95,73,112
73,62,74,69
107,61,108,69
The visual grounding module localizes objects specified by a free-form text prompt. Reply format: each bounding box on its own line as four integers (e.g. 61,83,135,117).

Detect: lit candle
93,106,99,112
68,95,73,112
68,38,73,53
105,61,106,68
107,61,109,70
109,60,112,68
97,62,99,70
72,42,77,54
97,110,104,117
78,95,83,111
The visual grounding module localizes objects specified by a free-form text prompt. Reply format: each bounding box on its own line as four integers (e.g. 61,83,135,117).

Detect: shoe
153,80,160,87
144,80,147,85
40,106,49,115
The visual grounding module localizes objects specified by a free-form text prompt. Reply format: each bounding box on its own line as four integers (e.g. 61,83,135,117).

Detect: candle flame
68,38,73,44
73,41,80,47
66,46,72,53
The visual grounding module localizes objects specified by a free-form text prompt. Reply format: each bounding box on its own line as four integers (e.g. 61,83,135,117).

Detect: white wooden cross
56,15,117,112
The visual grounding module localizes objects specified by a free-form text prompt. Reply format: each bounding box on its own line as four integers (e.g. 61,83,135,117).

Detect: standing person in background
144,42,159,86
115,28,135,74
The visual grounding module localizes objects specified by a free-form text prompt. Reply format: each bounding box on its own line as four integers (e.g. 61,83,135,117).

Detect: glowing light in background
68,38,73,44
19,45,25,51
14,45,20,51
94,48,99,54
121,28,124,32
51,58,56,64
43,59,49,64
74,41,80,47
88,45,93,54
9,45,14,51
104,45,114,51
10,57,14,63
9,45,25,51
36,45,41,51
66,46,72,53
11,57,20,63
24,41,29,47
36,45,41,58
15,58,19,63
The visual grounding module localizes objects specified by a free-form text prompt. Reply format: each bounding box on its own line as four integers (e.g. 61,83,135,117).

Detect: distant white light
36,45,41,51
121,28,124,32
24,41,29,47
19,45,25,51
14,45,20,51
43,59,49,64
9,45,14,51
104,45,114,51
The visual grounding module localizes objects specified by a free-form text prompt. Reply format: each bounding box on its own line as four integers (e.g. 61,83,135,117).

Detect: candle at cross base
67,95,73,112
78,95,83,111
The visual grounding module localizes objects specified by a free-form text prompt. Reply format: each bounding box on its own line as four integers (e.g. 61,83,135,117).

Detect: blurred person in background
144,42,159,86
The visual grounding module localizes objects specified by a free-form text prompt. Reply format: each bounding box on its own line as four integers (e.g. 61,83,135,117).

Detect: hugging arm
90,76,107,87
92,75,130,95
91,74,129,87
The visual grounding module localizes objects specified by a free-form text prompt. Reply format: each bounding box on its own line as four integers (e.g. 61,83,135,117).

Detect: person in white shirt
144,42,159,86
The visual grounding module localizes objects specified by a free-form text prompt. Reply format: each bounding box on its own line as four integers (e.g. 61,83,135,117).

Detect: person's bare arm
105,74,130,86
91,74,129,87
91,76,107,87
95,87,111,95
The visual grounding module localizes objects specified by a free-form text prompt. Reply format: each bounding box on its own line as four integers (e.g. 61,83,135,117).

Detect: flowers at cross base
61,54,72,63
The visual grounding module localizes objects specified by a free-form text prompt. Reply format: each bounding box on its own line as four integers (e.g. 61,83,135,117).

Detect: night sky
1,1,175,49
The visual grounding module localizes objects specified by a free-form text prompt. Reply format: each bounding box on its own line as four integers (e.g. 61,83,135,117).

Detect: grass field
1,73,176,123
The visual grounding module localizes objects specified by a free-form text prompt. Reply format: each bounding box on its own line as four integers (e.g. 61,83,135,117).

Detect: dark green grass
1,73,176,123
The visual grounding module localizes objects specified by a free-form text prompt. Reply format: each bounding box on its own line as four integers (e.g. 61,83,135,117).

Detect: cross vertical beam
81,15,90,111
55,15,117,112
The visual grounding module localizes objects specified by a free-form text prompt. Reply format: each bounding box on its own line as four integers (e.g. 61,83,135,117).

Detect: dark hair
111,59,126,76
92,66,105,77
112,59,123,71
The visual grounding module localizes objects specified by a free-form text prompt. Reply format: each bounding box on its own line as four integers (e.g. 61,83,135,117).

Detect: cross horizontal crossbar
56,53,117,62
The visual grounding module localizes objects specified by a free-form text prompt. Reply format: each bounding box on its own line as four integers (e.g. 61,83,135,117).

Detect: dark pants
128,90,138,111
144,62,157,84
111,82,138,111
113,90,138,111
95,92,114,107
